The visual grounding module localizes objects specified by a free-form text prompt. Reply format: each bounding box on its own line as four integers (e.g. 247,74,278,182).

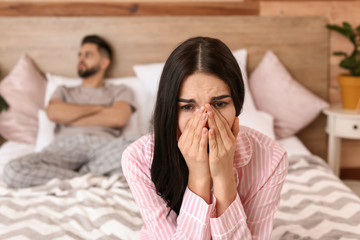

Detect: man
3,35,135,188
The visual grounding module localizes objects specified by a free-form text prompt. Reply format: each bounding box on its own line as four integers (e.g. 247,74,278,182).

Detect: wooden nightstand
323,108,360,176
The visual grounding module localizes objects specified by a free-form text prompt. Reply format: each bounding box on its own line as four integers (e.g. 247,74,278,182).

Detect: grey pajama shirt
3,83,136,188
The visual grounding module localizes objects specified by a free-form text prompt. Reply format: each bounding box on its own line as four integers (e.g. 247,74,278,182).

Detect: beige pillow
249,51,329,139
0,54,47,144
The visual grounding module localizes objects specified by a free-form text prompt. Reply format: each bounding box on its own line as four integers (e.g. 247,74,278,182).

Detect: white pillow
233,49,275,139
133,49,275,139
133,62,164,135
35,109,55,152
238,110,275,140
35,73,145,151
232,49,257,114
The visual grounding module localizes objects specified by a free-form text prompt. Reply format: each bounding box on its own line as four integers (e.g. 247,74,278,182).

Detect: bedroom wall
1,0,356,106
0,0,359,176
259,0,360,177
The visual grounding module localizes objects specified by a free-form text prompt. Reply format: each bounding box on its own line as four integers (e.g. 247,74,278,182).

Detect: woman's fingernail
209,129,214,136
202,128,207,134
202,113,206,121
200,106,204,113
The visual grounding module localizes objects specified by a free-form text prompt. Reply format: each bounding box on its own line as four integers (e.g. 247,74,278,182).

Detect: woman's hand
206,104,239,179
206,104,239,216
178,107,211,203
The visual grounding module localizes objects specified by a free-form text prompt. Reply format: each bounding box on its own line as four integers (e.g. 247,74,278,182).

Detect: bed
0,15,360,239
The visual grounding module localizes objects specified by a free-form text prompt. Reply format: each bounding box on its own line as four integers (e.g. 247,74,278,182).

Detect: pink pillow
0,54,47,144
249,51,329,139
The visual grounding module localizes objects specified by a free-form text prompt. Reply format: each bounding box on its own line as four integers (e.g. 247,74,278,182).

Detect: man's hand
47,98,104,125
47,99,132,128
70,101,132,128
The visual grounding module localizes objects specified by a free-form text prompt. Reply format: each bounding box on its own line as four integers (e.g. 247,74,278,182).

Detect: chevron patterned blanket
272,155,360,239
0,173,143,239
0,155,359,239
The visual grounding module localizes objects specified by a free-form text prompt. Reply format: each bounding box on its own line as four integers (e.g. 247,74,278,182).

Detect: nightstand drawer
334,118,360,138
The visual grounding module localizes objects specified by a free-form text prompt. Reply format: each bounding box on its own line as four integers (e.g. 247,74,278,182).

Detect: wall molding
0,1,259,16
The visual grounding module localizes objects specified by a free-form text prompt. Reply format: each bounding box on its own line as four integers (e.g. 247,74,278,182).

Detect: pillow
133,62,164,135
35,73,144,151
249,51,329,139
234,49,276,139
133,49,276,139
35,109,55,152
238,110,275,140
232,49,257,114
0,54,47,144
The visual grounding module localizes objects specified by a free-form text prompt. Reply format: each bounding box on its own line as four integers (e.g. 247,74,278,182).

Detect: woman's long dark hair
151,36,245,215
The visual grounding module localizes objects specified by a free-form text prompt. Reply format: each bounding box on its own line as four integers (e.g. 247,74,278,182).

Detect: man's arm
69,101,133,128
47,98,104,125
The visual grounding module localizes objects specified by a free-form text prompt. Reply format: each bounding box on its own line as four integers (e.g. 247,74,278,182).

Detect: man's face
77,43,102,78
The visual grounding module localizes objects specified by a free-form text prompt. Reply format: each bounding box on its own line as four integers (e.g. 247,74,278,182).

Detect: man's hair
81,35,113,62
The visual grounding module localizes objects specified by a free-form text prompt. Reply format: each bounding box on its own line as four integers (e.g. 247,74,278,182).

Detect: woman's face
177,72,236,134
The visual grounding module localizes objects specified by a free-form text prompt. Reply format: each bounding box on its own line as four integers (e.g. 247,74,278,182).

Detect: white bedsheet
277,136,312,157
0,136,310,180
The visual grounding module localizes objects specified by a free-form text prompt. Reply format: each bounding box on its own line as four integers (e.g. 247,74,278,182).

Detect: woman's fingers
206,104,233,148
178,107,203,147
192,108,208,148
178,113,194,146
205,104,238,180
208,128,218,160
207,110,224,149
212,105,235,139
198,127,209,159
178,107,209,163
179,107,211,189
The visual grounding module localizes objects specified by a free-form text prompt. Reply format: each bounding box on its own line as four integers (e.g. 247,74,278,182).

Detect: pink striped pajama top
122,126,288,239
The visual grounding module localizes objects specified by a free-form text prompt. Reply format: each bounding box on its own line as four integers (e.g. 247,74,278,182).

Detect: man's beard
78,64,101,78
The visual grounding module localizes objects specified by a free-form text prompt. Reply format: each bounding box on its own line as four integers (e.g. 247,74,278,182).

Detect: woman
122,37,288,239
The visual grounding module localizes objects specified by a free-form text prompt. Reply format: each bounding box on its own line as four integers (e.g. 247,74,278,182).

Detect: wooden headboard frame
0,16,329,159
